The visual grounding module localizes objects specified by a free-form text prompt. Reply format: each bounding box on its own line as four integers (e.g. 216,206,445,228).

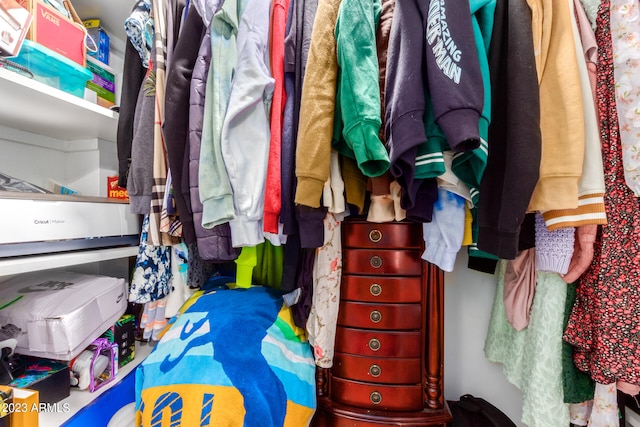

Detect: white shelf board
39,341,155,427
0,67,118,142
0,246,138,277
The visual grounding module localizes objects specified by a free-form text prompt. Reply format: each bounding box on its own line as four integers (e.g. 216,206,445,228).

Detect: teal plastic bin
11,40,93,98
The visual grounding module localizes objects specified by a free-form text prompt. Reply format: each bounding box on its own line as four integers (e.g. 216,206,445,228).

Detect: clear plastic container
10,39,93,98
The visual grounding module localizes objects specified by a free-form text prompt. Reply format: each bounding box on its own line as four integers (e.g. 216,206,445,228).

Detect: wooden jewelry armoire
312,218,452,426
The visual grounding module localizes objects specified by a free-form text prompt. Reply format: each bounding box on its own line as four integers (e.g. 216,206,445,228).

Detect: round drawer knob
368,229,383,243
370,391,383,405
370,256,383,269
369,364,382,377
370,283,382,296
368,338,381,351
370,310,382,323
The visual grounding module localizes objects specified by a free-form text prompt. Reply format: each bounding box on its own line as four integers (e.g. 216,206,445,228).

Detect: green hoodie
332,0,390,178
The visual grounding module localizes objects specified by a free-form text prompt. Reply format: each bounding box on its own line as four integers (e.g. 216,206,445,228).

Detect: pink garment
390,180,406,221
503,248,537,331
562,224,597,283
617,380,640,396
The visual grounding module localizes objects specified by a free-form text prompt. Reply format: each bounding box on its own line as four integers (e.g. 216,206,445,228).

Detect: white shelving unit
0,246,138,277
0,67,118,142
0,3,144,424
39,341,155,427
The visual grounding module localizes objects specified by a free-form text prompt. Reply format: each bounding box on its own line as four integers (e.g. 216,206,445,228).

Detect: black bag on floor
447,394,517,427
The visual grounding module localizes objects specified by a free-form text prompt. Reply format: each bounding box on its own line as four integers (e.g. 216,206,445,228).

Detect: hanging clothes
331,0,389,179
188,2,240,262
164,242,193,318
526,0,585,213
117,0,152,189
163,2,207,245
127,41,156,217
147,0,185,247
564,0,640,389
129,215,172,304
541,0,607,232
198,0,244,231
421,188,466,273
569,383,619,426
293,0,341,249
503,248,537,331
562,282,595,405
306,212,342,368
476,0,540,261
294,0,342,210
263,0,291,235
365,0,395,224
280,0,319,239
385,0,485,225
485,262,570,427
610,0,640,197
223,0,275,248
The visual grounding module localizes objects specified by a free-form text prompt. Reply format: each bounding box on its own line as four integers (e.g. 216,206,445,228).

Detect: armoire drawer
340,275,423,303
343,249,422,275
335,327,422,358
330,376,424,412
338,301,422,330
333,353,423,384
343,221,423,249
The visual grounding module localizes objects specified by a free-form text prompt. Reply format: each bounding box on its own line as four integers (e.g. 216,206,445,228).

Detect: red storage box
15,0,85,66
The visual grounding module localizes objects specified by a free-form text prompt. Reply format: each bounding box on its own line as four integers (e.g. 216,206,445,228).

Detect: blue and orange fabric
135,286,316,427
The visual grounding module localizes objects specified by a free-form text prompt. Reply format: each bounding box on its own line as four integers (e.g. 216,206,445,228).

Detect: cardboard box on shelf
9,357,70,404
83,18,108,65
85,56,115,108
107,176,128,201
10,387,39,427
0,0,32,57
15,0,85,66
101,314,135,368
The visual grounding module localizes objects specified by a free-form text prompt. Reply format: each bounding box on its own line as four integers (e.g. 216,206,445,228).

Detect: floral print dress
610,0,640,196
564,0,640,391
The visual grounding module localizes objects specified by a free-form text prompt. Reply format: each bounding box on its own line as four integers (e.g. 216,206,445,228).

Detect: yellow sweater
294,0,342,208
527,0,585,212
542,0,606,230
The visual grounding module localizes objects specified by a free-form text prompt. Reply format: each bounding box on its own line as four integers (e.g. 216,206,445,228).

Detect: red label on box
34,1,84,65
107,176,129,200
16,0,85,66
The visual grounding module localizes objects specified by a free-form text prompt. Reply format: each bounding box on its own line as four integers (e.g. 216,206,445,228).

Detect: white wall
444,252,525,426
